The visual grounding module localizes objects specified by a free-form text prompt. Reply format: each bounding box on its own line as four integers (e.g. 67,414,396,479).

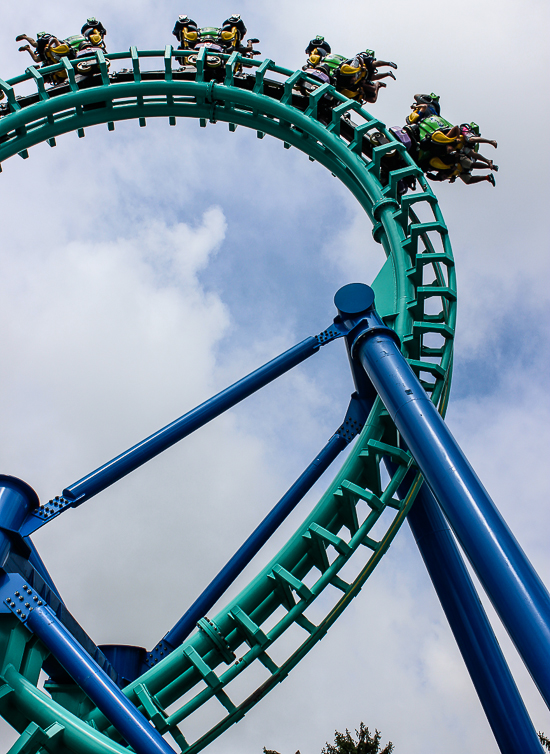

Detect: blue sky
0,1,549,752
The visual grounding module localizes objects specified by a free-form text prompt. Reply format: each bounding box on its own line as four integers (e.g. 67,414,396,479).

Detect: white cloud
0,207,228,484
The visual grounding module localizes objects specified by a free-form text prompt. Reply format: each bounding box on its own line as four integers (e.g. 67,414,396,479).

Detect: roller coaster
0,46,548,754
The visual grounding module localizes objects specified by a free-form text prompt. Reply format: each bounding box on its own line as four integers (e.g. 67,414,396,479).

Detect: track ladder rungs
268,565,312,609
134,683,168,731
133,685,189,751
183,647,236,713
303,522,352,573
229,607,279,673
230,607,269,649
7,721,64,754
333,486,360,534
361,439,411,467
340,480,384,511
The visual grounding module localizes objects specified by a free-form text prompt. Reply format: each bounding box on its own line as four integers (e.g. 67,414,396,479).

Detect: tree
263,722,393,754
322,723,393,754
539,732,550,751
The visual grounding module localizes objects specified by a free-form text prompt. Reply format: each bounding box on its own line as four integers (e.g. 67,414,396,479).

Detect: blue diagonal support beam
145,393,371,667
20,326,346,536
6,602,175,754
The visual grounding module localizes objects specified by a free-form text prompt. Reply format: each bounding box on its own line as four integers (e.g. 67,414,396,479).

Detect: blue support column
334,283,550,709
404,479,543,753
0,476,39,567
26,604,175,754
0,476,63,598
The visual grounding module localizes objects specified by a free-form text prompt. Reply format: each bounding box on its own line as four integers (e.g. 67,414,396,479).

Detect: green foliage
539,732,550,751
322,723,393,754
263,722,393,754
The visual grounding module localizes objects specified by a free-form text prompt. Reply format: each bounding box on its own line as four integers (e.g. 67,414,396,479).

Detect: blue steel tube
154,432,348,655
334,283,550,708
0,476,39,567
27,605,176,754
24,537,64,601
63,336,322,505
405,480,543,753
0,477,63,600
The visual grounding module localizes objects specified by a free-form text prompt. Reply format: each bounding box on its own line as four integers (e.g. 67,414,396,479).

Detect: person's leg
461,173,495,186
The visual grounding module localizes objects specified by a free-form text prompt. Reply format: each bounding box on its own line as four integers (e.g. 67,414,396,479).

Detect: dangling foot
492,164,499,172
487,173,496,186
387,70,396,80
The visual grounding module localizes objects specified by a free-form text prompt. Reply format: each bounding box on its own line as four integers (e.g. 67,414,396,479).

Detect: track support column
334,283,550,708
404,478,543,753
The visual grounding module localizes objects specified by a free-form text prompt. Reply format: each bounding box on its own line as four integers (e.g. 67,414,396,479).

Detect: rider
221,14,247,49
302,36,333,85
16,32,55,64
81,18,107,38
305,35,332,60
335,50,397,103
422,122,498,186
425,156,497,186
172,15,199,50
406,93,441,125
80,18,107,48
60,18,109,76
220,14,260,58
16,32,75,83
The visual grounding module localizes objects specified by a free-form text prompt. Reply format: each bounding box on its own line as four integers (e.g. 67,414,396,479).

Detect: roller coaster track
0,47,456,753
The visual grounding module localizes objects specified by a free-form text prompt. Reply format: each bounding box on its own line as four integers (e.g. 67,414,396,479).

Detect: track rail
0,47,456,753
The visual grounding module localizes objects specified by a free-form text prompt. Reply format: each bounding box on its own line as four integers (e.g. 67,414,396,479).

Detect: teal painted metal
0,48,456,752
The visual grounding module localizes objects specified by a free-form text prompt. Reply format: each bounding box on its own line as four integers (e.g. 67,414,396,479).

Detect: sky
0,1,549,753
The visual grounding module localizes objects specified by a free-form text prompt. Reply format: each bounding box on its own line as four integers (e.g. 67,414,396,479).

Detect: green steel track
0,47,456,753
